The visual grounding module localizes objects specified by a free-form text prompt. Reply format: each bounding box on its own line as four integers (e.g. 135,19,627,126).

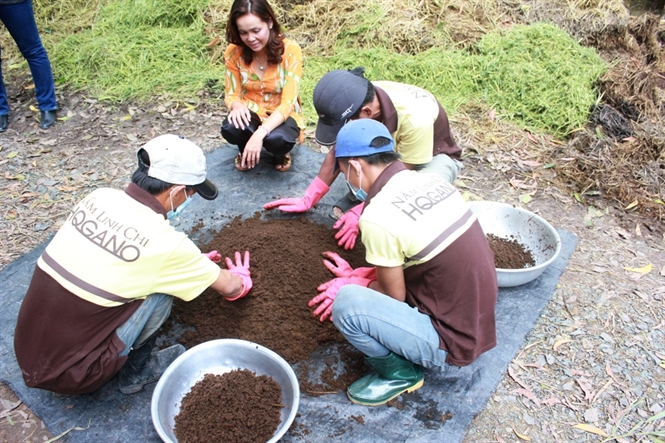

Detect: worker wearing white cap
14,134,253,396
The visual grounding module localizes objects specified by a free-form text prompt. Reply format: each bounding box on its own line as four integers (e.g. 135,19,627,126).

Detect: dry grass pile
547,12,665,223
524,0,630,49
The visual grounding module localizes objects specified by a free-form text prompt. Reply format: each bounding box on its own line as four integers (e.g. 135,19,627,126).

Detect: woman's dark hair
348,67,376,120
131,149,173,195
226,0,284,66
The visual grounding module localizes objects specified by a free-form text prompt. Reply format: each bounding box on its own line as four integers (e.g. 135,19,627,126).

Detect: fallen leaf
29,105,39,112
521,160,542,168
622,264,652,274
510,178,537,189
553,339,573,351
625,199,638,210
573,423,608,437
576,377,594,401
520,194,533,204
508,365,529,390
513,429,531,440
511,388,540,406
605,362,618,384
6,151,18,159
206,36,221,47
541,395,562,406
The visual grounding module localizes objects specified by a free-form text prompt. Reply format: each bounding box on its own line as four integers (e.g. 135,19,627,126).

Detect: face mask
167,189,192,220
345,163,367,202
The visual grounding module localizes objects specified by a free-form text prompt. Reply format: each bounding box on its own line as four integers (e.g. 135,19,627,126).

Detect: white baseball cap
139,134,218,200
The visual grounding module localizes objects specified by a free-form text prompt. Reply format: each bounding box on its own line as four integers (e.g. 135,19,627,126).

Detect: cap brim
193,178,218,200
315,119,345,146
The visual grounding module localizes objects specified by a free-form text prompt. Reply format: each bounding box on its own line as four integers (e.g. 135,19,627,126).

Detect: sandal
274,153,292,172
330,192,362,220
234,154,250,172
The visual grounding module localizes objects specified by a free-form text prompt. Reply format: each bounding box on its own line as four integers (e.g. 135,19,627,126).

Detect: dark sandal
274,153,292,172
235,154,250,172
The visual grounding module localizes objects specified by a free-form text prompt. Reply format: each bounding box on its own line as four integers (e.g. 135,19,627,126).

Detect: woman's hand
241,130,266,169
228,102,251,129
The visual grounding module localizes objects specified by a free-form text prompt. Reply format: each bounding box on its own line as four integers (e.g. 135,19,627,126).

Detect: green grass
43,0,225,101
301,23,606,137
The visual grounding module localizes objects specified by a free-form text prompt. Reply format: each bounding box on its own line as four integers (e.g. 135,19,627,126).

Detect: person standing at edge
0,0,58,132
221,0,304,172
14,134,253,395
265,67,462,250
308,119,497,406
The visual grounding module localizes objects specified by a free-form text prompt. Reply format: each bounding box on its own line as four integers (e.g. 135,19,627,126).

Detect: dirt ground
1,61,664,443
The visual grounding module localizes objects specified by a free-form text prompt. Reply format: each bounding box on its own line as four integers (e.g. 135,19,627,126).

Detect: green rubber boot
347,352,424,406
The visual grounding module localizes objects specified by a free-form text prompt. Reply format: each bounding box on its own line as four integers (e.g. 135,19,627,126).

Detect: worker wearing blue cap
308,119,497,406
265,67,462,251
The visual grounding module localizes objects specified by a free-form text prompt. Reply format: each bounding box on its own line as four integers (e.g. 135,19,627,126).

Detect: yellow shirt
38,187,220,307
224,38,305,130
373,81,441,165
360,169,473,268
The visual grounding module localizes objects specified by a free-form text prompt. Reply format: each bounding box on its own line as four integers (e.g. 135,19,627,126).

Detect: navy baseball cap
313,70,370,146
334,119,395,171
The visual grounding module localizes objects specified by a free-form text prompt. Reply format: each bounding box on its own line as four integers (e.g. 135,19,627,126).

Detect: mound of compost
174,369,282,443
167,214,368,363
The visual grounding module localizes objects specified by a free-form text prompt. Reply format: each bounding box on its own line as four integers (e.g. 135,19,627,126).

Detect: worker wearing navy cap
265,67,462,251
308,119,497,406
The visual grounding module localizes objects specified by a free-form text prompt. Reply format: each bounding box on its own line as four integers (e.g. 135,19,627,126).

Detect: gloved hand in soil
224,251,252,301
309,276,374,322
204,250,222,263
322,251,376,280
333,203,364,250
263,176,330,213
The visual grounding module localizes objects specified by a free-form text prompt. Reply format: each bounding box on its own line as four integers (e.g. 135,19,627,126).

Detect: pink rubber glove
321,251,376,280
263,176,330,213
308,276,373,322
333,203,364,250
204,250,222,263
224,251,252,301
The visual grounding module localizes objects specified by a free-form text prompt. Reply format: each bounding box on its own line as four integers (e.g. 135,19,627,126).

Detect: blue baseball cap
334,119,395,171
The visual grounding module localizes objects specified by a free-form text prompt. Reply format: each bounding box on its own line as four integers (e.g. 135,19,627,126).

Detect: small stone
34,222,50,232
600,332,615,343
584,408,599,423
523,412,535,425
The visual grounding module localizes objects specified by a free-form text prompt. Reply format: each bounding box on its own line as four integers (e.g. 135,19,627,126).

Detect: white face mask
167,189,192,220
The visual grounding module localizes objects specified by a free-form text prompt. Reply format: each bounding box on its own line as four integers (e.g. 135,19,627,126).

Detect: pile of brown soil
167,214,368,363
174,369,282,443
486,234,536,269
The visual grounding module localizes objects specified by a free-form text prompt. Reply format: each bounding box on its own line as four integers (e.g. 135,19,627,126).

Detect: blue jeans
0,0,57,115
413,154,463,184
115,294,173,356
331,285,450,370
